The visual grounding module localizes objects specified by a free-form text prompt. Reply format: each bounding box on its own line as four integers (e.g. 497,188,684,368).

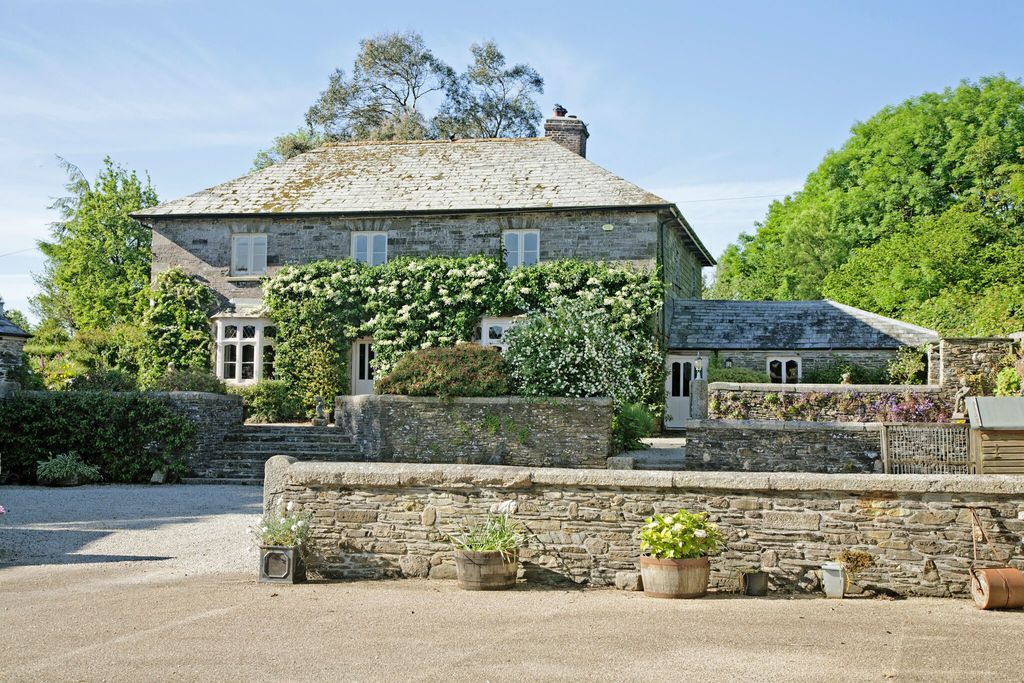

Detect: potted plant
251,499,312,584
639,509,724,598
823,549,875,598
737,567,769,596
449,514,524,591
36,453,101,487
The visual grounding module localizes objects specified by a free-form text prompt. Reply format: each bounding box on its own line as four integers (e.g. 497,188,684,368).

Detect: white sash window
503,230,539,269
231,234,268,276
352,232,388,266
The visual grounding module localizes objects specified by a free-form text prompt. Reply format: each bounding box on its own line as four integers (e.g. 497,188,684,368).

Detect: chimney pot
544,108,589,158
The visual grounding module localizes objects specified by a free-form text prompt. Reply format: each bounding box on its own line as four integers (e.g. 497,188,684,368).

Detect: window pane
504,232,519,268
786,360,799,383
232,237,249,273
241,344,255,379
223,325,237,339
358,342,367,381
242,325,256,339
683,362,692,398
371,234,387,265
251,235,268,274
488,325,504,342
263,345,276,380
367,344,375,380
222,345,237,379
671,362,681,397
522,232,539,265
354,234,368,263
263,326,277,339
769,360,783,384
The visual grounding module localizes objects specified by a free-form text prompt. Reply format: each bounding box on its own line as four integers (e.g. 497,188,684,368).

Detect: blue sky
2,0,1023,321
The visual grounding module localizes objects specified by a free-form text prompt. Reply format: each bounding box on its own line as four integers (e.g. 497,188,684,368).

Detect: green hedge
376,345,509,398
0,392,194,483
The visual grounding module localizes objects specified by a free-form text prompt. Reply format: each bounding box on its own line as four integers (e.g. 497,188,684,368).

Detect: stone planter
640,556,711,598
454,549,518,590
259,546,306,584
739,570,769,596
822,562,845,598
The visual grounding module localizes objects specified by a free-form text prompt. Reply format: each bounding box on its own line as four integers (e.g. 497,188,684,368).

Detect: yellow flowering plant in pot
639,509,724,598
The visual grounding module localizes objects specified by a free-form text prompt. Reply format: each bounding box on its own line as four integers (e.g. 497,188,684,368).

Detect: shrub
612,402,655,452
232,380,305,422
36,452,102,486
65,368,137,392
376,345,509,398
504,300,662,407
140,268,217,386
995,367,1022,396
0,392,193,483
886,346,927,385
639,509,724,560
149,368,226,394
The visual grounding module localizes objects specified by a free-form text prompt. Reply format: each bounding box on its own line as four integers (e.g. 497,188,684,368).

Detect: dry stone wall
335,395,612,469
266,458,1024,598
685,420,882,473
149,391,243,475
708,383,945,422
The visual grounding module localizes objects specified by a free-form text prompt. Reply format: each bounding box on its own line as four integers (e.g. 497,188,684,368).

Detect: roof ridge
317,137,549,148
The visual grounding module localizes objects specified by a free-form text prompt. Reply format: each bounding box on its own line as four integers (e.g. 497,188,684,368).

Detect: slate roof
0,307,30,339
135,138,670,217
667,299,939,350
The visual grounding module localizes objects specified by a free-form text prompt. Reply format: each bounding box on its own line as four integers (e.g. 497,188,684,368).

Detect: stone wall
148,208,684,310
685,420,882,473
712,349,899,379
335,395,613,469
0,337,26,384
265,458,1024,597
148,391,243,475
939,337,1016,392
708,383,945,422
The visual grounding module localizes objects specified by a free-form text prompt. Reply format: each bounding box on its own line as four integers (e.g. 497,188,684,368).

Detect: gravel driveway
0,484,262,577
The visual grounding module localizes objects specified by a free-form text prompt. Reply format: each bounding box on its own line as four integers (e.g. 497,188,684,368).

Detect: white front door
664,355,696,430
352,339,375,395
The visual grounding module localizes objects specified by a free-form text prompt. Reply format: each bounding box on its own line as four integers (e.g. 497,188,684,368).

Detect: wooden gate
880,423,970,474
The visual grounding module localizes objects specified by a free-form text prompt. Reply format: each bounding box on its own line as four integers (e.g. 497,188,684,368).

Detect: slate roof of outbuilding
667,299,939,350
0,308,30,338
134,138,670,217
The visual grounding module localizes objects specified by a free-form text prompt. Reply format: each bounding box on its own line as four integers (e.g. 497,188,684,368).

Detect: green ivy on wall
140,268,217,387
262,256,664,408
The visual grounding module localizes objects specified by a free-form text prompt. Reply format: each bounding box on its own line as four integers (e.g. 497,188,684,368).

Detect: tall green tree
253,34,545,168
711,76,1024,335
33,157,158,330
433,41,544,139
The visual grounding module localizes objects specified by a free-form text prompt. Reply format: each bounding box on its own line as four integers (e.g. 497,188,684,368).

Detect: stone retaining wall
150,391,243,474
265,458,1024,597
335,395,613,469
684,420,882,473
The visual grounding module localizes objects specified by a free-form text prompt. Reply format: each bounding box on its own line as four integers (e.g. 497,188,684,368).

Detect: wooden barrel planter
454,549,518,590
640,556,710,598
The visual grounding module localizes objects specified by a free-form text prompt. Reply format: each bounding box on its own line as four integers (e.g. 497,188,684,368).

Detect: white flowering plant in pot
638,509,724,599
251,499,313,550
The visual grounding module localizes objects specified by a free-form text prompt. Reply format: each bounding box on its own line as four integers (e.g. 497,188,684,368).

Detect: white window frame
477,317,517,353
503,230,539,269
230,234,268,276
351,231,388,266
767,356,802,384
215,318,277,385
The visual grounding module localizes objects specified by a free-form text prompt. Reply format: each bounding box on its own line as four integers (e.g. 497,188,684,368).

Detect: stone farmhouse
134,108,937,429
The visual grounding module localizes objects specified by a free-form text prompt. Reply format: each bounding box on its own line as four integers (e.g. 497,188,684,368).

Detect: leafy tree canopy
711,76,1024,335
33,156,158,331
254,33,545,167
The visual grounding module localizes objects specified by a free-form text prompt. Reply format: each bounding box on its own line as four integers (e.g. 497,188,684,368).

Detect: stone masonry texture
0,337,26,383
152,391,243,475
335,395,613,469
684,420,882,473
707,383,942,422
265,459,1024,598
149,208,702,312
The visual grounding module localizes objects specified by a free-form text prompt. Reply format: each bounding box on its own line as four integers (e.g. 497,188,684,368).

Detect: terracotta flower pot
640,555,711,598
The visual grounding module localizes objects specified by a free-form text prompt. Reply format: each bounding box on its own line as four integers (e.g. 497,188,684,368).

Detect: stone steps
188,423,363,485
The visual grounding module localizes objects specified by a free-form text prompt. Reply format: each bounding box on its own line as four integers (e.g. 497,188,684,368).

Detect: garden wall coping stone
265,456,1024,499
709,382,941,393
686,418,882,432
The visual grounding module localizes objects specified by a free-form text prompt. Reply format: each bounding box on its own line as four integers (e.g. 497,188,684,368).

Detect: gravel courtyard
2,485,1023,682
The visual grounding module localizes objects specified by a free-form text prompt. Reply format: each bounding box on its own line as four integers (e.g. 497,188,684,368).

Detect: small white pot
822,562,846,599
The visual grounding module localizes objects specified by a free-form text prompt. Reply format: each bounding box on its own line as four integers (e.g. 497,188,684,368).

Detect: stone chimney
544,104,589,158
